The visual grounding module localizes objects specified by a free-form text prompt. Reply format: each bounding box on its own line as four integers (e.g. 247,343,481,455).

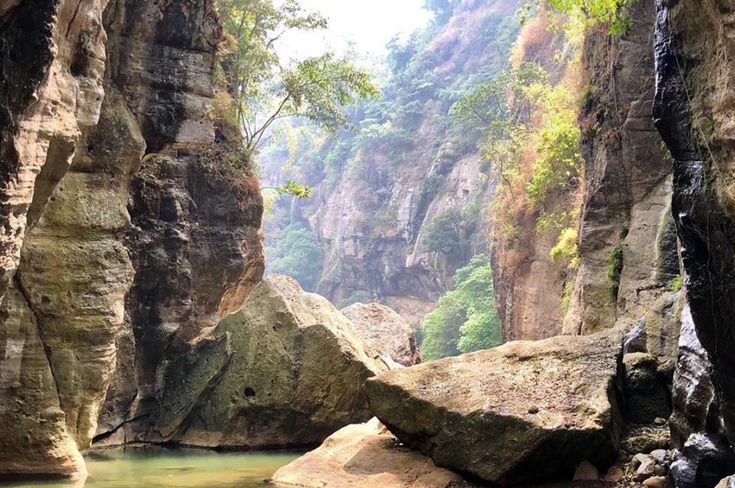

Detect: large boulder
271,418,462,488
143,275,389,448
341,302,421,366
366,329,625,486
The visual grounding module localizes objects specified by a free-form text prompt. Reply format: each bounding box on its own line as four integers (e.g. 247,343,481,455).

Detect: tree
420,255,502,360
266,223,324,290
216,0,379,157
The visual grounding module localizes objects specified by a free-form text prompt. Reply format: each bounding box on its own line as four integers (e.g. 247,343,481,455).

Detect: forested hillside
261,0,520,327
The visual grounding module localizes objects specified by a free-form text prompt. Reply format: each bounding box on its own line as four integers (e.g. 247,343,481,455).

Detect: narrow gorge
2,0,735,488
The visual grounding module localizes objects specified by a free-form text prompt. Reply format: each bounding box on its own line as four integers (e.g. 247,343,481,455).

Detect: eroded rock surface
0,0,112,478
563,0,675,337
653,0,735,451
94,0,264,444
366,329,624,485
341,302,421,366
271,418,462,488
128,275,388,448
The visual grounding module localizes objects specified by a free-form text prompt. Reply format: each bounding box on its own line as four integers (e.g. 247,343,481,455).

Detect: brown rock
341,302,421,366
271,418,462,488
366,329,624,485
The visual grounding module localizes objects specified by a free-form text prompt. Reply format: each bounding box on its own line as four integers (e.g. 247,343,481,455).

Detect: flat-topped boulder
366,329,625,486
271,418,462,488
147,275,389,448
341,302,421,366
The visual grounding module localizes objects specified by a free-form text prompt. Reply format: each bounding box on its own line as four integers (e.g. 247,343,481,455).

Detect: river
0,447,300,488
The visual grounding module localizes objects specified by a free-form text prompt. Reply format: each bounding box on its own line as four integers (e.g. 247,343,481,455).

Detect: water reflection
0,447,300,488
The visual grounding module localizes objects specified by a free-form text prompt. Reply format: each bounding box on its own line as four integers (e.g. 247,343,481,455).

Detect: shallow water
0,447,300,488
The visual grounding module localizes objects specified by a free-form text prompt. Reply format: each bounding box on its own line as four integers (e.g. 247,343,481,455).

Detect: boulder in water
148,275,389,448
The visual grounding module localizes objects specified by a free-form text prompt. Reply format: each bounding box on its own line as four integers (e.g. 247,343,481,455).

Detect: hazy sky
278,0,433,62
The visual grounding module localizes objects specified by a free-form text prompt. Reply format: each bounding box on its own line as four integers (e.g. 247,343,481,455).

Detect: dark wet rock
653,0,735,448
623,353,671,424
670,306,724,448
669,434,735,488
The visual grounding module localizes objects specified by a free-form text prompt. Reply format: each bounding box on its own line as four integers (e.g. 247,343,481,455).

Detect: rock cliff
491,0,680,342
653,0,735,482
0,0,264,478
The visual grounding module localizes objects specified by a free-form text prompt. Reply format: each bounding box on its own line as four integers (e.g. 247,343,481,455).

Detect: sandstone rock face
366,330,624,486
0,0,113,478
0,0,109,304
341,302,421,366
271,418,462,488
125,276,387,448
653,0,735,449
562,0,675,337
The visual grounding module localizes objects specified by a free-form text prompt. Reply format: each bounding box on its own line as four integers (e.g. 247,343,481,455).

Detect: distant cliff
261,0,520,324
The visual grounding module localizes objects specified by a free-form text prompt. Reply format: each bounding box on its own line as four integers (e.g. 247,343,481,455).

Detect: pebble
635,455,657,481
643,475,667,488
604,465,625,482
654,417,667,425
631,453,650,471
650,449,668,463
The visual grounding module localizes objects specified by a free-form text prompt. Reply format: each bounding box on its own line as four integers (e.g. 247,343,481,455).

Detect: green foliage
420,255,502,360
527,88,583,205
424,209,464,255
266,224,323,290
546,0,635,35
667,275,683,292
608,245,624,301
424,203,481,256
276,180,312,199
549,227,579,270
425,0,455,24
216,0,378,155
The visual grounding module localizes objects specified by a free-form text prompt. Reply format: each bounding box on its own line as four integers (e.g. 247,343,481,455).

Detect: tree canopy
420,255,502,360
216,0,379,156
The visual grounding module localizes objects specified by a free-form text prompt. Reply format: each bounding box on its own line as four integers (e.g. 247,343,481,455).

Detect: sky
277,0,433,62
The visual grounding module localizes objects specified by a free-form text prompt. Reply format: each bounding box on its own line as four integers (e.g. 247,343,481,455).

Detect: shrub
549,227,579,270
420,255,502,360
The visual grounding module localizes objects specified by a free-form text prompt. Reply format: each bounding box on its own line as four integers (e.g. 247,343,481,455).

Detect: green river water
0,448,300,488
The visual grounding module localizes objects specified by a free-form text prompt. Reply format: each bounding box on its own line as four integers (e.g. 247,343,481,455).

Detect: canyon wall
492,0,681,343
653,0,735,458
0,0,264,478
